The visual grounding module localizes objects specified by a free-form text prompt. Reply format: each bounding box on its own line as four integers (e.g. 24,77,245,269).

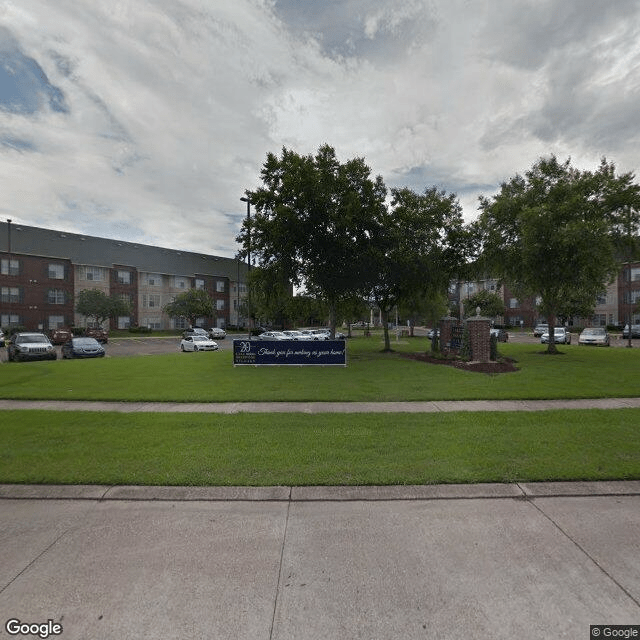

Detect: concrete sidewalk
1,482,639,639
2,397,640,412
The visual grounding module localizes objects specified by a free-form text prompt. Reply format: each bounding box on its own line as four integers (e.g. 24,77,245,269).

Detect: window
592,314,607,327
1,258,19,275
1,286,20,303
509,298,519,309
48,315,65,329
83,266,104,281
216,299,225,311
48,263,65,279
216,280,225,293
117,316,131,329
174,317,188,329
142,294,161,308
47,289,66,304
174,277,188,289
1,313,20,326
117,270,131,285
629,267,640,282
142,317,162,329
195,279,205,290
595,292,607,306
144,273,162,286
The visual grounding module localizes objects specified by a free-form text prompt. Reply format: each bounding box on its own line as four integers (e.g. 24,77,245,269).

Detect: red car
48,328,73,345
85,327,109,343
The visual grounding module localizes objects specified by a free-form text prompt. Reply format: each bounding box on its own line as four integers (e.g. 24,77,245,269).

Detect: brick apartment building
0,221,248,332
453,266,640,329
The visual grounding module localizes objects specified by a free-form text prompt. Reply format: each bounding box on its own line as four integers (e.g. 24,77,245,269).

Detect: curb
2,481,640,502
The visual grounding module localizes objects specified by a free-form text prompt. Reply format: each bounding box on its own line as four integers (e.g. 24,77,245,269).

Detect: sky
1,0,640,258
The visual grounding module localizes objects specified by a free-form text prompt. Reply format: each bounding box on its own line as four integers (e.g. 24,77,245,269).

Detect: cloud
1,0,639,258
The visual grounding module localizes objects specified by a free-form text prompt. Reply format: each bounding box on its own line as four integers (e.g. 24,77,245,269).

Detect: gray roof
0,221,247,281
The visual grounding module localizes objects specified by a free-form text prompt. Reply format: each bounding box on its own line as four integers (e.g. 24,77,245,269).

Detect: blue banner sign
233,339,347,366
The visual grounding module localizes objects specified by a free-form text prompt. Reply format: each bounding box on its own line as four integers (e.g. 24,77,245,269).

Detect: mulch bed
403,352,519,374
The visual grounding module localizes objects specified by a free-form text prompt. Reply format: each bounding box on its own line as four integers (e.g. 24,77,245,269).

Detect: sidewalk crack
269,487,292,640
529,499,640,609
0,530,70,595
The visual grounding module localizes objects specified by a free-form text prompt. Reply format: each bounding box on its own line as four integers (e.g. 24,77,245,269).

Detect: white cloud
1,0,640,257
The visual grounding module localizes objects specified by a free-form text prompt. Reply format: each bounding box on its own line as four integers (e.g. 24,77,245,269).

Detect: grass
2,336,639,486
1,409,639,486
0,338,639,402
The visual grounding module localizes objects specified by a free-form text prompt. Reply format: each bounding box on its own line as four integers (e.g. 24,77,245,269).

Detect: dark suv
8,332,57,362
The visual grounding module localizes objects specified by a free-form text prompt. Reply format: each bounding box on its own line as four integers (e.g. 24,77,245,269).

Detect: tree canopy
163,288,214,327
477,156,636,352
238,144,387,337
75,289,130,326
370,186,469,350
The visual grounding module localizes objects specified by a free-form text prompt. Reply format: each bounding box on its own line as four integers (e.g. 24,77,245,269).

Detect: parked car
208,327,226,339
490,328,509,342
85,327,109,343
541,327,571,344
48,327,73,345
62,337,106,359
426,328,440,340
300,329,330,340
183,327,209,338
578,327,610,346
180,335,219,351
0,329,5,347
533,323,549,337
282,330,315,340
7,332,57,362
256,331,289,341
622,324,640,339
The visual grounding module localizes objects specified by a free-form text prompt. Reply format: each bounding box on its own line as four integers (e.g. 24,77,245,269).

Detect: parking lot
1,330,636,363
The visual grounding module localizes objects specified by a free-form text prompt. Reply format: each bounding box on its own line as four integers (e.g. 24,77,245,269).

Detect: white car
208,327,226,339
282,330,315,340
578,327,610,346
180,335,219,352
541,327,571,344
256,331,289,340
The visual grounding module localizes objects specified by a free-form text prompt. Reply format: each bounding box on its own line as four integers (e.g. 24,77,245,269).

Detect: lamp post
240,197,251,340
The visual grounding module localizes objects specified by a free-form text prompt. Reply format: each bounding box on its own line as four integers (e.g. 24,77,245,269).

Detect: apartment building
0,221,248,332
453,266,640,328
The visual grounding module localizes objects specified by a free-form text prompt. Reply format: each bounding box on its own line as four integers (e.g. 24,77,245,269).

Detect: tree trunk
546,314,558,354
381,308,392,351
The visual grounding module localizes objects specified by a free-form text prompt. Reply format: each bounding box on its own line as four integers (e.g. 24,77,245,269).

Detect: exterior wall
1,224,243,332
73,264,111,327
1,252,74,330
619,264,640,326
110,265,138,329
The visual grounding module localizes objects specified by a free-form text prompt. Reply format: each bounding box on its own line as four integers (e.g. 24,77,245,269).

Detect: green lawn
2,409,639,486
0,338,638,402
2,337,639,486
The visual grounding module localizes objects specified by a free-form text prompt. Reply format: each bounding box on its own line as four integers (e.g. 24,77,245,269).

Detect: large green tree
163,289,214,327
76,289,130,327
370,186,469,351
238,145,387,337
464,289,505,320
477,156,637,353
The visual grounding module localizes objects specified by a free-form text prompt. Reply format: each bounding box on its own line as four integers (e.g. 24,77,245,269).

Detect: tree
370,186,469,351
76,289,130,327
477,156,636,353
238,145,387,338
464,289,505,320
163,288,214,327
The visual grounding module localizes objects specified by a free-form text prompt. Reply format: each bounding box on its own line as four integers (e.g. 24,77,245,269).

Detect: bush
129,326,153,335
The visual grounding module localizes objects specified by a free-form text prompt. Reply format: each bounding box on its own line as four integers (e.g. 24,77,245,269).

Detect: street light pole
240,197,251,340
